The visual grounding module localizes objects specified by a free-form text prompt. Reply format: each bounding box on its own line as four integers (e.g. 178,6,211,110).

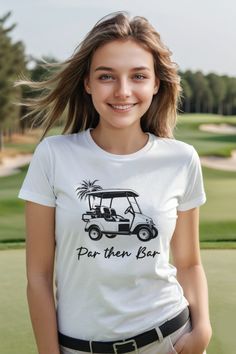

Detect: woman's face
84,39,159,131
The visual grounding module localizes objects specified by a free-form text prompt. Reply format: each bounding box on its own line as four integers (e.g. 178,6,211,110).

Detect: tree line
180,70,236,116
0,11,236,151
0,12,26,150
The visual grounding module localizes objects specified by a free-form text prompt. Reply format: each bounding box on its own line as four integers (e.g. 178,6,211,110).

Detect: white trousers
60,318,207,354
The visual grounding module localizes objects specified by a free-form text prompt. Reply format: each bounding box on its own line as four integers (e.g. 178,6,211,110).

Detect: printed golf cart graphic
76,180,158,242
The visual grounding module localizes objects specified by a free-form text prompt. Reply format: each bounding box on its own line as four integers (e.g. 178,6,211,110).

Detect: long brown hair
15,11,182,139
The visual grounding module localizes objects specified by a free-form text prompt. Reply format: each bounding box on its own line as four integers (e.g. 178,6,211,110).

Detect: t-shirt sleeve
177,146,206,211
18,139,56,207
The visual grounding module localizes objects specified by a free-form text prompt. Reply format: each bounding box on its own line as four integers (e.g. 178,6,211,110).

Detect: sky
1,0,236,77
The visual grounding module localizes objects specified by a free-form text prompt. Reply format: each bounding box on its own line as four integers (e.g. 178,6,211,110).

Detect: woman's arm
170,207,212,354
25,201,60,354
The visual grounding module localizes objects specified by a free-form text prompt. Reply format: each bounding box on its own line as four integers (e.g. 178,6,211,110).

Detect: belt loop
155,327,164,343
89,340,94,353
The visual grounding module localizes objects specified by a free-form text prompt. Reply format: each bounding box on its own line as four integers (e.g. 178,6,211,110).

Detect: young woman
17,11,212,354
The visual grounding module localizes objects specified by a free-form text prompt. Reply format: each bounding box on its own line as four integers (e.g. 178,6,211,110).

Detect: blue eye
98,73,146,81
99,74,113,80
134,74,146,80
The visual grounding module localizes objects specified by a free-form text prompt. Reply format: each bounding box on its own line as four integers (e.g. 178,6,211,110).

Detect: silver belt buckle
113,339,138,353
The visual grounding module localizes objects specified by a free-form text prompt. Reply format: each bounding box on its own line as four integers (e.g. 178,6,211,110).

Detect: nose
114,78,131,98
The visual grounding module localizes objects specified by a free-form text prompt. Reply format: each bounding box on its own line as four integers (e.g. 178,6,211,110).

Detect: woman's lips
108,103,137,112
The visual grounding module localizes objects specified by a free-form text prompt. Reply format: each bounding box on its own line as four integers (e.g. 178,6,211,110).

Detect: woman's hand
169,325,212,354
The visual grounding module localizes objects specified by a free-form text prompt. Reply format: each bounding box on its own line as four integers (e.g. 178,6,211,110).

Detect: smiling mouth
108,103,137,110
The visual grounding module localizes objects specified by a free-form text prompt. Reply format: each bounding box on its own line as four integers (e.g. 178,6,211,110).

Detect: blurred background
0,1,235,353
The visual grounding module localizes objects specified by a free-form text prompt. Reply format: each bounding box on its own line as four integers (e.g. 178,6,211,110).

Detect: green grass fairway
175,114,236,157
0,167,28,245
0,249,235,354
201,250,236,354
200,167,236,244
0,250,36,354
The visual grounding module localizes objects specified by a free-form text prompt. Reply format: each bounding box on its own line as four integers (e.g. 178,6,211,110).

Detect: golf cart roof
86,189,139,198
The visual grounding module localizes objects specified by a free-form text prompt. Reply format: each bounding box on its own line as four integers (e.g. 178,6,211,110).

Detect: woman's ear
84,77,91,94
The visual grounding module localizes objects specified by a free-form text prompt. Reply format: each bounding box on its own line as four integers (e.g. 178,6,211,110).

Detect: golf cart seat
110,208,129,222
101,207,115,221
91,205,102,218
110,208,117,217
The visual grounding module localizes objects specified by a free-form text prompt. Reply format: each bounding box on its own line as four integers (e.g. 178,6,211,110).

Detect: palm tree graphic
76,179,103,208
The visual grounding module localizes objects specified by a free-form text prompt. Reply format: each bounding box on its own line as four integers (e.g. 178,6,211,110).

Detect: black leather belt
58,306,190,353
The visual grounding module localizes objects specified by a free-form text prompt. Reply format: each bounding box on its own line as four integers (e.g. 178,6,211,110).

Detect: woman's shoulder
45,130,84,143
38,131,86,150
153,135,196,158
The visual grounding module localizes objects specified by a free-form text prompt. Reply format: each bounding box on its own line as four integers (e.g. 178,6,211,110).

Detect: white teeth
111,104,135,110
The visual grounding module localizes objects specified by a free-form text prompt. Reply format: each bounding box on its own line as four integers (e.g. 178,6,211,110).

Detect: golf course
0,113,236,354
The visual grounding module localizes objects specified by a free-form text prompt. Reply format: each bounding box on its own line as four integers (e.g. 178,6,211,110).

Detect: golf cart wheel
88,226,102,241
152,227,158,238
105,234,116,238
137,226,152,242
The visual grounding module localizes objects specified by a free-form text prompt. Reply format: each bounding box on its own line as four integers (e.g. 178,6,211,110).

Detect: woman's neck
90,124,149,155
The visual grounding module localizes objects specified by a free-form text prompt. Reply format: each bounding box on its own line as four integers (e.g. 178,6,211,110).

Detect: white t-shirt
18,128,206,340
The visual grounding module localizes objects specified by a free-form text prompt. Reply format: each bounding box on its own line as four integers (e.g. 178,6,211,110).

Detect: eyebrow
94,66,151,72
